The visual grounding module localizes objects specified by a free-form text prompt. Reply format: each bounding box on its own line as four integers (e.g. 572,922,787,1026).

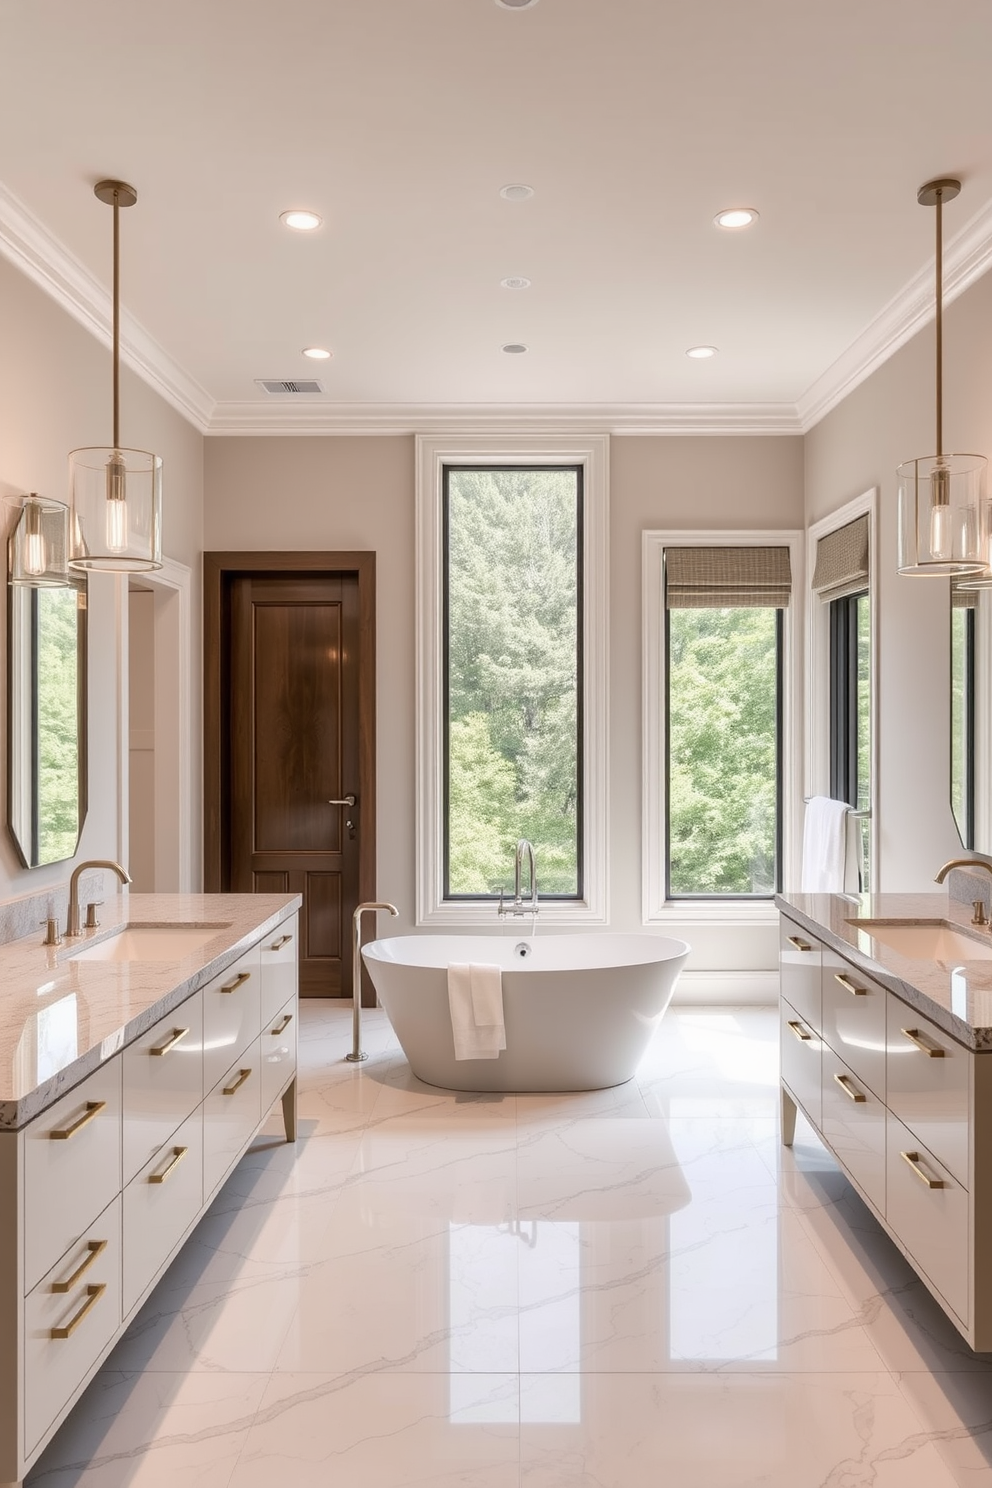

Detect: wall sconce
68,180,162,573
897,179,988,576
5,495,69,587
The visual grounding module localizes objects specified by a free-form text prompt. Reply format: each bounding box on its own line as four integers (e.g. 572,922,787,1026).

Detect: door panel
224,571,366,997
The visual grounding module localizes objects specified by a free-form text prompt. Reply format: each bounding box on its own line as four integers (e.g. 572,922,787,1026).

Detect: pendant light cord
113,183,120,446
935,186,943,460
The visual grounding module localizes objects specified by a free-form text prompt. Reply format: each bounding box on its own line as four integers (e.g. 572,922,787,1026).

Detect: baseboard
671,970,778,1006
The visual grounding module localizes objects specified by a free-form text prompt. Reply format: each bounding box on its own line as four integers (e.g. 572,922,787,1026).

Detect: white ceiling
2,0,992,435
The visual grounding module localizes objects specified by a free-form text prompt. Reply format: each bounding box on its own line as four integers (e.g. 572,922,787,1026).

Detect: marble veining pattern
25,1002,992,1488
777,890,992,1049
0,892,300,1127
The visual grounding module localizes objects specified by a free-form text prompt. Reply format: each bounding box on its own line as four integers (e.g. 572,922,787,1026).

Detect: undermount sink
70,923,231,963
848,918,992,961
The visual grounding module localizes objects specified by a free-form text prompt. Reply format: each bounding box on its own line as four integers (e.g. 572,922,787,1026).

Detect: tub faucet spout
499,839,538,920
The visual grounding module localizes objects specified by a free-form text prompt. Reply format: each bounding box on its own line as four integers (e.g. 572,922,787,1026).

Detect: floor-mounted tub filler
361,932,690,1092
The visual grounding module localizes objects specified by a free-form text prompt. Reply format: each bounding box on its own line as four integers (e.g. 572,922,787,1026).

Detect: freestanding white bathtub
361,932,690,1092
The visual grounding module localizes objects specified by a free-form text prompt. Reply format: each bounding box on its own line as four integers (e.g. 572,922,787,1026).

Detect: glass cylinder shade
68,447,162,572
897,453,988,576
5,495,69,587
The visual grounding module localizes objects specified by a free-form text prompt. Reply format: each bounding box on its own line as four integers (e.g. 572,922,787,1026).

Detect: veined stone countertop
776,890,992,1051
0,892,301,1130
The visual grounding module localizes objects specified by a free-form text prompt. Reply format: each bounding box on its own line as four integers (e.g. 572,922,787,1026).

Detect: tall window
665,546,790,899
813,514,872,889
443,465,582,900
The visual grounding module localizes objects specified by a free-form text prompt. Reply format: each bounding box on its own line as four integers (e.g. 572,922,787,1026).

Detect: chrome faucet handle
497,889,505,919
40,918,62,947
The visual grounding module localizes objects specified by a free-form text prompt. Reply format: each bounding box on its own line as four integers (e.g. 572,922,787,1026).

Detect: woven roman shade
812,516,869,600
665,546,792,609
952,581,978,609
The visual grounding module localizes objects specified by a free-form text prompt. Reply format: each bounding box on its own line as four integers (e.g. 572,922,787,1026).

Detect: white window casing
416,434,609,926
642,528,804,925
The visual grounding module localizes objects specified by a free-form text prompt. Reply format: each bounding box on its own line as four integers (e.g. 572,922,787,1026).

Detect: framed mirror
7,526,87,868
950,579,992,853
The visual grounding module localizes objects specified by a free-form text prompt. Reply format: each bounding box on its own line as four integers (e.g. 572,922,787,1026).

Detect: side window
665,545,790,900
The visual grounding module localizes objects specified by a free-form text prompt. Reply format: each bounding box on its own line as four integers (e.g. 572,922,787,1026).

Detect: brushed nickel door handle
328,795,356,807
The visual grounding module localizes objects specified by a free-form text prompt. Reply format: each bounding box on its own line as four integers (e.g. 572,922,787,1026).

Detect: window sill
418,901,608,929
644,902,779,927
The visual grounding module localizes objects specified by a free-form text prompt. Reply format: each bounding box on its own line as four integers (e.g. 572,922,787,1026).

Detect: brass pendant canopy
897,177,988,577
68,180,162,573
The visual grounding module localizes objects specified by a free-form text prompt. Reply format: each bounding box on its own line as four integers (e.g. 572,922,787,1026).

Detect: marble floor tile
26,1371,268,1488
228,1373,521,1488
517,1372,968,1488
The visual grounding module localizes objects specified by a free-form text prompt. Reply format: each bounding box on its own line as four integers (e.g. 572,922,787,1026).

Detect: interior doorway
203,552,376,999
125,560,192,891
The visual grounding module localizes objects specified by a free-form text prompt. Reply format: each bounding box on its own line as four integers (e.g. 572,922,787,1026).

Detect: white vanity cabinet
0,902,300,1488
779,909,992,1350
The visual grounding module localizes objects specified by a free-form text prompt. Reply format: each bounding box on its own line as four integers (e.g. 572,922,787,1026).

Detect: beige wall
805,266,992,889
204,433,804,970
0,255,203,903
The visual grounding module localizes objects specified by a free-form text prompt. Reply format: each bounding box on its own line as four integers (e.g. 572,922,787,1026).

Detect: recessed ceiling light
501,276,531,289
686,345,718,359
714,207,759,230
280,209,322,231
495,0,540,7
502,343,528,354
302,347,332,360
500,184,534,201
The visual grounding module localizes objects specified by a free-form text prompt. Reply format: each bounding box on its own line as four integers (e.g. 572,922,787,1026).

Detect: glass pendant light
897,178,987,576
68,180,162,572
5,494,69,587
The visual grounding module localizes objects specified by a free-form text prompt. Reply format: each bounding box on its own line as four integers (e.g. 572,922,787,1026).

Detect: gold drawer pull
223,1067,252,1096
51,1283,107,1340
833,1072,866,1103
834,973,867,997
271,1013,294,1035
901,1027,945,1058
149,1145,188,1185
268,934,293,951
787,1020,813,1043
219,971,252,995
901,1149,945,1189
150,1027,189,1057
787,935,813,952
51,1239,107,1294
49,1100,107,1141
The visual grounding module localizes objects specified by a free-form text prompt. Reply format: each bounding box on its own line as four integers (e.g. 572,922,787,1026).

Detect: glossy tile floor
27,1004,992,1487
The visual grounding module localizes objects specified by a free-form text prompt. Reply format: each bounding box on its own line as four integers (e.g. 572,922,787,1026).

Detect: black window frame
828,590,869,810
664,604,785,902
441,462,585,903
950,598,976,849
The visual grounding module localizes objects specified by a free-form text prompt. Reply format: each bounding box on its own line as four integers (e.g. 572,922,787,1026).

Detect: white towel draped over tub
800,795,849,893
447,963,506,1060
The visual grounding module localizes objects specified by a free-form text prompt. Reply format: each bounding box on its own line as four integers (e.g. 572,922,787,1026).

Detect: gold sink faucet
66,859,132,938
934,858,992,927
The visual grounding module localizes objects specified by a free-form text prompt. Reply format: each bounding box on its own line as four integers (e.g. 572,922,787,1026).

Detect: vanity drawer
260,996,298,1114
780,997,821,1129
259,914,299,1025
820,1045,885,1213
123,1107,203,1318
821,950,886,1100
885,994,970,1188
122,991,203,1185
202,945,261,1095
23,1060,123,1295
886,1111,969,1325
203,1038,262,1201
23,1194,122,1456
779,918,822,1033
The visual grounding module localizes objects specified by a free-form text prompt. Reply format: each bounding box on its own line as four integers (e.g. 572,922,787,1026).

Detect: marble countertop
776,890,992,1051
0,892,301,1130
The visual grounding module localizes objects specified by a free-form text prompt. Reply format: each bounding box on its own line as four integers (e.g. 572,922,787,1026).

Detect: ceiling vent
255,379,325,395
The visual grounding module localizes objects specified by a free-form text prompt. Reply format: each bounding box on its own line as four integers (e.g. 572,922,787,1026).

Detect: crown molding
797,194,992,432
0,180,214,433
205,400,803,437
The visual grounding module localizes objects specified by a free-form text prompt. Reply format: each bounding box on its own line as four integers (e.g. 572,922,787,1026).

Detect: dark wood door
205,559,375,999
